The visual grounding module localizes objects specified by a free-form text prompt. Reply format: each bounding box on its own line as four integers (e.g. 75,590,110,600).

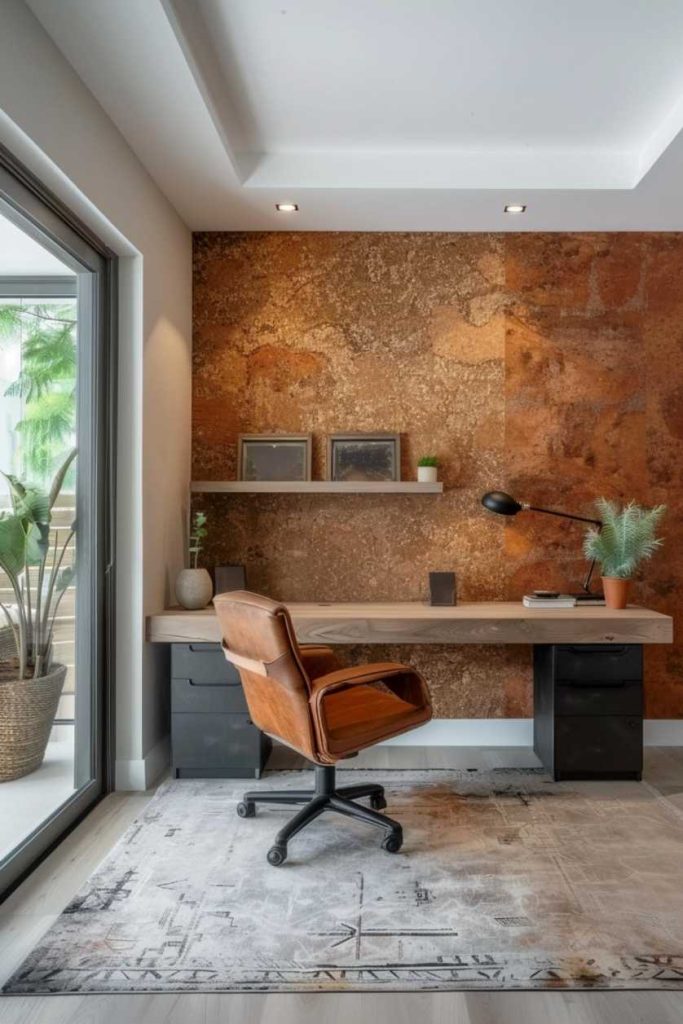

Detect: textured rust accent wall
193,232,683,719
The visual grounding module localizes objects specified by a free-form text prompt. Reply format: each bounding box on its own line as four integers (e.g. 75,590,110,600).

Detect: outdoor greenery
189,510,208,569
417,455,439,467
0,301,77,483
0,449,76,679
583,499,666,579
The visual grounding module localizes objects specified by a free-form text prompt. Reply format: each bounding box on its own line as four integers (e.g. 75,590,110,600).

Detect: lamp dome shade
481,491,523,516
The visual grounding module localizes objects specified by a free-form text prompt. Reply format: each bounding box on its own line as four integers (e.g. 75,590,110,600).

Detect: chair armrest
309,662,430,711
309,662,408,694
309,661,432,761
298,644,343,680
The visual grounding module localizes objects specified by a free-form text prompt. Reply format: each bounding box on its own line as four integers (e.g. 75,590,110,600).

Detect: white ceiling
0,211,74,276
24,0,683,230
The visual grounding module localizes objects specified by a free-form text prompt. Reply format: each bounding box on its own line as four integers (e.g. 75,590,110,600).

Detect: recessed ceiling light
504,204,526,214
275,203,299,212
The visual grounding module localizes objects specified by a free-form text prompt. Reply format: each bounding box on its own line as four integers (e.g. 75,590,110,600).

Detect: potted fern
417,455,439,483
583,499,665,609
0,450,76,780
175,510,213,610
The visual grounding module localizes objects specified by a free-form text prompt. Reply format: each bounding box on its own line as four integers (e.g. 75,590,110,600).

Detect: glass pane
0,210,83,864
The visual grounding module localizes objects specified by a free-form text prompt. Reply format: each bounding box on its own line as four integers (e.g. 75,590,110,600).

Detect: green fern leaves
584,499,666,579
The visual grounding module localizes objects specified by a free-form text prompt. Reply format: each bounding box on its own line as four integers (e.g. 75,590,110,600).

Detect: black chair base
237,763,403,865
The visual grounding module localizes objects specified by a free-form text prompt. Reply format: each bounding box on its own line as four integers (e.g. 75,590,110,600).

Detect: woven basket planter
0,663,66,782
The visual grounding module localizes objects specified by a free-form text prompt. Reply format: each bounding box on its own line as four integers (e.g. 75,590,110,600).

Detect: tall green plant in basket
0,448,76,679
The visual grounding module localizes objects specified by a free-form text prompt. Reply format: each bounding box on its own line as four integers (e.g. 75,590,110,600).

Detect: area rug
6,768,683,994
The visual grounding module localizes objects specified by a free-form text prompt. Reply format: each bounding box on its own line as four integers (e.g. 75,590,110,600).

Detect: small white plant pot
417,466,438,483
175,568,213,610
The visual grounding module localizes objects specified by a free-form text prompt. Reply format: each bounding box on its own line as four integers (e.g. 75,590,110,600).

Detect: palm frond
584,500,666,578
0,305,23,340
1,299,77,483
15,393,75,479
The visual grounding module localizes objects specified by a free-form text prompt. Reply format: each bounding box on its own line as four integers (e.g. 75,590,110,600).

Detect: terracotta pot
601,576,630,610
0,663,66,781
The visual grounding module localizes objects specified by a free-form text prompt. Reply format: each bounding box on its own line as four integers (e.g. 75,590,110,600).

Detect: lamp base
572,592,605,605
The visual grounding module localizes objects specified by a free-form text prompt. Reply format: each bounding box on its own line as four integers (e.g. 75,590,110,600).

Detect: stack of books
522,592,606,608
523,594,576,608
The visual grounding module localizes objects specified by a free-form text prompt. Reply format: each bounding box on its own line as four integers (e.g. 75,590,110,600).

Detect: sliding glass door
0,149,115,896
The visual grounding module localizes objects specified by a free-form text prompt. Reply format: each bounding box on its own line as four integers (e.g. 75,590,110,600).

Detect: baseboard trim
113,722,683,786
644,720,683,746
115,736,170,791
381,719,683,747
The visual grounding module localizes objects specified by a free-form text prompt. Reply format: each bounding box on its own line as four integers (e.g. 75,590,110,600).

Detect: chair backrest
213,590,317,760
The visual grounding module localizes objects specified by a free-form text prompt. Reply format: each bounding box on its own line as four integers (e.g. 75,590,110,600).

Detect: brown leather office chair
213,591,432,865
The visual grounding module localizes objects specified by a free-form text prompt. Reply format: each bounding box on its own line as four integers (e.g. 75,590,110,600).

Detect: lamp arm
580,519,603,593
525,504,602,527
581,558,598,594
524,504,603,594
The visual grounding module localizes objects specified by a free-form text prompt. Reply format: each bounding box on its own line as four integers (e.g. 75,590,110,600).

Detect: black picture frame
237,433,312,482
326,433,401,482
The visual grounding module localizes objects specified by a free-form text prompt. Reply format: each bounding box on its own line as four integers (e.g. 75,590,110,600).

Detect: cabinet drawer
555,679,642,717
554,645,642,683
171,643,239,684
171,676,248,714
171,713,261,768
554,716,642,774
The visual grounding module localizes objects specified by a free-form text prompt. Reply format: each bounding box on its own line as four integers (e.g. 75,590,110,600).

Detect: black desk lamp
481,490,603,601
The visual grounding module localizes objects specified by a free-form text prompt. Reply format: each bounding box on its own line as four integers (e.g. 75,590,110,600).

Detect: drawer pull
188,679,235,688
567,645,628,655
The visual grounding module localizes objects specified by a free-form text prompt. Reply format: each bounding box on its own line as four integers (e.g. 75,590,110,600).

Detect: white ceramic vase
417,465,438,483
175,567,213,610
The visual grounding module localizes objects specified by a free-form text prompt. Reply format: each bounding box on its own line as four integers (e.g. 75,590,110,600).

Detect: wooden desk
148,602,673,647
147,602,673,782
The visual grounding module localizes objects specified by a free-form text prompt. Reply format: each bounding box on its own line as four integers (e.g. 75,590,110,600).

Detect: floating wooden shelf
190,480,443,495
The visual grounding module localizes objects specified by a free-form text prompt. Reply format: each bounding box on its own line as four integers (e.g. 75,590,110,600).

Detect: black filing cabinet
533,644,643,781
171,643,270,778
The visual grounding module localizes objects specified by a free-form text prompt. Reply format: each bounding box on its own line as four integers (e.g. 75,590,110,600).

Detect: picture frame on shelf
237,434,312,482
326,433,401,482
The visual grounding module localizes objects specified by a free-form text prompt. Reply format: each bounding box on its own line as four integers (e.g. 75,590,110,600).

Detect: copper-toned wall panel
193,232,683,719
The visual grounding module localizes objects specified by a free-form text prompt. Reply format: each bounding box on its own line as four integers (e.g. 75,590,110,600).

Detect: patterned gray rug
6,768,683,994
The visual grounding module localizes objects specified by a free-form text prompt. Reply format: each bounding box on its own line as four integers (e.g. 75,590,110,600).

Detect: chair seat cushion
321,683,431,754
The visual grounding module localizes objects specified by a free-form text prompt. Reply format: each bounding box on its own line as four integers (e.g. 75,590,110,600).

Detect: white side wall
0,0,192,788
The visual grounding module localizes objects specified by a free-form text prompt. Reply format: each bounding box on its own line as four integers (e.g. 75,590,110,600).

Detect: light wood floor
2,746,683,1024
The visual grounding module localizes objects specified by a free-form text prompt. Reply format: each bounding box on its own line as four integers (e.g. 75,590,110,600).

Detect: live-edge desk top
147,602,673,647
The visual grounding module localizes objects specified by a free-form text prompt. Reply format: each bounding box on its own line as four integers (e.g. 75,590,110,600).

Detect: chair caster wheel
370,794,387,810
236,801,255,818
382,830,403,854
267,844,287,866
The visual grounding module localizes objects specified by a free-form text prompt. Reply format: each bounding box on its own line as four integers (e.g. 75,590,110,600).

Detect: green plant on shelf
583,499,666,579
189,510,208,569
417,455,439,467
